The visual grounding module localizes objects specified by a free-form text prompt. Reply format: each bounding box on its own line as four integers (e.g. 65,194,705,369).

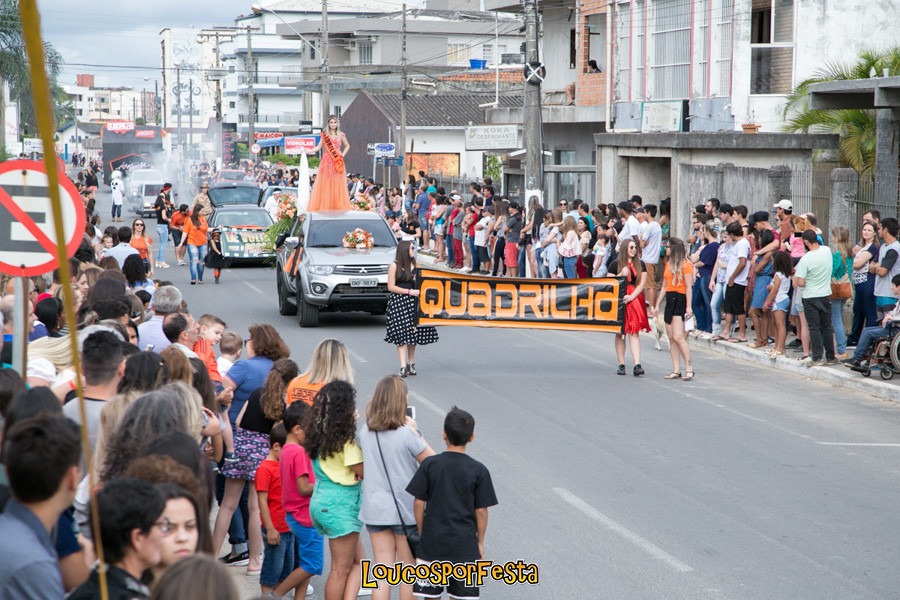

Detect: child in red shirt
271,402,323,599
256,423,294,595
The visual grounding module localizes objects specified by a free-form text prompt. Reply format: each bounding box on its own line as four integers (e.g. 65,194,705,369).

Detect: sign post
250,143,261,155
0,159,86,277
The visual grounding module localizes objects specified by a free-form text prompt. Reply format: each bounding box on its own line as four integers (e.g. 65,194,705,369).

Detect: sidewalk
415,250,900,402
685,335,900,403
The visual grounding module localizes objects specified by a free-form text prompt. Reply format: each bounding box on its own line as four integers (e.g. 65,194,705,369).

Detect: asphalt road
96,186,900,599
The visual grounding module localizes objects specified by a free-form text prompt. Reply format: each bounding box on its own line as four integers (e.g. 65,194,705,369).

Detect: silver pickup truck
274,210,398,327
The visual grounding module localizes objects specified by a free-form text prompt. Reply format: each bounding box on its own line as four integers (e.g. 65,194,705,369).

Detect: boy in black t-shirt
406,407,498,599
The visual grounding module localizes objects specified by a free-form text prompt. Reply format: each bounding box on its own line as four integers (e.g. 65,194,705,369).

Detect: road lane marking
816,442,900,447
242,281,264,295
409,391,447,417
552,487,694,573
347,348,369,364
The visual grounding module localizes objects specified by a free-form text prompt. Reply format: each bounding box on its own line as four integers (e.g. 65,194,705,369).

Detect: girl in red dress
615,238,650,376
306,116,351,212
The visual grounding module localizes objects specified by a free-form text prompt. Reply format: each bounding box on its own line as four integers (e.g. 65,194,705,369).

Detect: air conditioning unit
346,40,358,50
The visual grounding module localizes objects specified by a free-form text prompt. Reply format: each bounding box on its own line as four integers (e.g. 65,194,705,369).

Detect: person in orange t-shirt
652,237,694,381
169,203,189,265
285,339,353,406
193,314,226,385
177,206,210,284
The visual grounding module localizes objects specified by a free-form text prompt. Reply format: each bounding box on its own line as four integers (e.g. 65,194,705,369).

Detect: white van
127,169,166,218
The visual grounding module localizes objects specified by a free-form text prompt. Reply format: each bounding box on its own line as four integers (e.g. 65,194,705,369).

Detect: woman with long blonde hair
557,216,582,279
286,338,354,406
653,237,694,380
831,226,853,358
306,115,351,211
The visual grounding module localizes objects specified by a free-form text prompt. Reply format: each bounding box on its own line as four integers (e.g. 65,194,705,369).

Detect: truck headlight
306,265,334,275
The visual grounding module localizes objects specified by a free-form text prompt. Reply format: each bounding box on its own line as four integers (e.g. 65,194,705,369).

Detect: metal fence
773,162,839,236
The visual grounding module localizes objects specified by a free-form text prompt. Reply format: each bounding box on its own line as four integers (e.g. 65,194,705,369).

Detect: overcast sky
38,0,251,88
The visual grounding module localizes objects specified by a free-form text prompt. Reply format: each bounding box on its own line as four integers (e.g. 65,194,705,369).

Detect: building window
555,150,576,201
448,43,469,65
569,29,576,69
334,106,342,118
750,0,794,94
358,41,373,65
614,2,632,102
483,44,493,65
229,101,236,109
649,0,691,100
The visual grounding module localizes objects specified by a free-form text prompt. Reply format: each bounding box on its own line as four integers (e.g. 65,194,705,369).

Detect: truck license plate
350,278,378,288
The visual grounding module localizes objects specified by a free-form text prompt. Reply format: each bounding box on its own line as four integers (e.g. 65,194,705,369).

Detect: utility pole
189,78,194,154
321,0,330,122
399,3,407,183
175,64,183,156
246,25,256,160
523,0,544,206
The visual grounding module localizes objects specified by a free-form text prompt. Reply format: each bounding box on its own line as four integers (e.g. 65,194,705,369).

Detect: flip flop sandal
683,370,695,381
664,372,682,380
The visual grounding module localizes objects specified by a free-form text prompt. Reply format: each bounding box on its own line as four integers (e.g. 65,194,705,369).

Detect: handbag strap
374,430,410,528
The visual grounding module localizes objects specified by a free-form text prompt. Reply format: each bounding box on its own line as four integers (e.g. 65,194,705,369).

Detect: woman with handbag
359,375,434,600
830,226,853,358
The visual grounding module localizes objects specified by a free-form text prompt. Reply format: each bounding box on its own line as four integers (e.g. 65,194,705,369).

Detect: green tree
782,47,900,173
0,0,64,144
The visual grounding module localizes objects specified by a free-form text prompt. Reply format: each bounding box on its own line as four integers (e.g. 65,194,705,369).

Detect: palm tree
782,47,900,174
0,0,64,150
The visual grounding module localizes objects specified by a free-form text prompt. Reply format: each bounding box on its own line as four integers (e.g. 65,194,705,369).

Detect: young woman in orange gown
306,116,351,211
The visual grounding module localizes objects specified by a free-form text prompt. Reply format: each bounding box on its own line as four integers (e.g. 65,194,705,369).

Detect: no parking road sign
0,160,85,276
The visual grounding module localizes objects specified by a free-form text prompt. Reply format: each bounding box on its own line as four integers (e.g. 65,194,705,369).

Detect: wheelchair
852,324,900,380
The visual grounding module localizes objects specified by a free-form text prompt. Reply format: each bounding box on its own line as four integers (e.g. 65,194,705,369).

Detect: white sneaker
357,587,372,597
461,267,472,273
307,584,314,596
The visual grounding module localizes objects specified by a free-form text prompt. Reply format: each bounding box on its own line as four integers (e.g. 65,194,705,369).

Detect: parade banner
219,226,274,259
417,269,625,333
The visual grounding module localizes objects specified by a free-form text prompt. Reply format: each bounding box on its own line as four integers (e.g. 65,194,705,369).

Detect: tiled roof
367,92,522,127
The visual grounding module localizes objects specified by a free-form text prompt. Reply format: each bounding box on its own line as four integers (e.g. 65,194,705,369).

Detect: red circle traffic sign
251,143,261,154
0,159,85,276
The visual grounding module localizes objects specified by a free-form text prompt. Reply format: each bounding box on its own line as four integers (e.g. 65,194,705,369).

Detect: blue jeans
215,474,249,552
518,244,527,275
535,246,547,278
848,278,877,345
468,236,479,272
260,529,295,588
446,232,455,266
111,203,121,219
852,325,891,361
697,274,713,332
691,277,707,331
831,298,848,354
156,224,168,262
710,282,726,335
562,256,578,279
187,243,207,281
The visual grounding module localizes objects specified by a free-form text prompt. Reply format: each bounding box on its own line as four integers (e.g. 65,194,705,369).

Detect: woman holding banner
385,241,438,377
615,239,650,377
305,116,351,212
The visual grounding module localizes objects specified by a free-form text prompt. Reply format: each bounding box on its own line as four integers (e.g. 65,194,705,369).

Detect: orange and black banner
417,269,625,333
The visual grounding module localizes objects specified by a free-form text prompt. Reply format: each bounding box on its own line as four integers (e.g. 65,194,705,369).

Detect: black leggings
492,238,506,276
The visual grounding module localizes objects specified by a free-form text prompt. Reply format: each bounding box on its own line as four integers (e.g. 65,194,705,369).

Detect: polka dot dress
384,270,439,347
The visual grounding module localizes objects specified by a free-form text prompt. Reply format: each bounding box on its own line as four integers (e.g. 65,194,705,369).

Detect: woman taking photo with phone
358,375,434,600
385,241,438,377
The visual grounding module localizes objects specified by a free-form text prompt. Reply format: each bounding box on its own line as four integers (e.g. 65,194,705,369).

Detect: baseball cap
508,201,521,211
450,194,462,201
773,199,793,211
634,206,646,214
749,210,769,227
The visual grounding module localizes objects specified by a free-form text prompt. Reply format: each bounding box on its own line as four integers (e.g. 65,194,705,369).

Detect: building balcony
238,112,305,124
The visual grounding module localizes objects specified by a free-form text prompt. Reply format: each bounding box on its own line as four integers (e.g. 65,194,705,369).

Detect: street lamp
251,4,327,125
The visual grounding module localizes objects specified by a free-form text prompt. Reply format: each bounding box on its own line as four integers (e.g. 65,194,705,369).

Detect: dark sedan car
207,182,263,208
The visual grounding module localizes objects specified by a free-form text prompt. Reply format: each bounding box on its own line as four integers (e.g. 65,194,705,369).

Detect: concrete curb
415,250,899,402
685,336,900,403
